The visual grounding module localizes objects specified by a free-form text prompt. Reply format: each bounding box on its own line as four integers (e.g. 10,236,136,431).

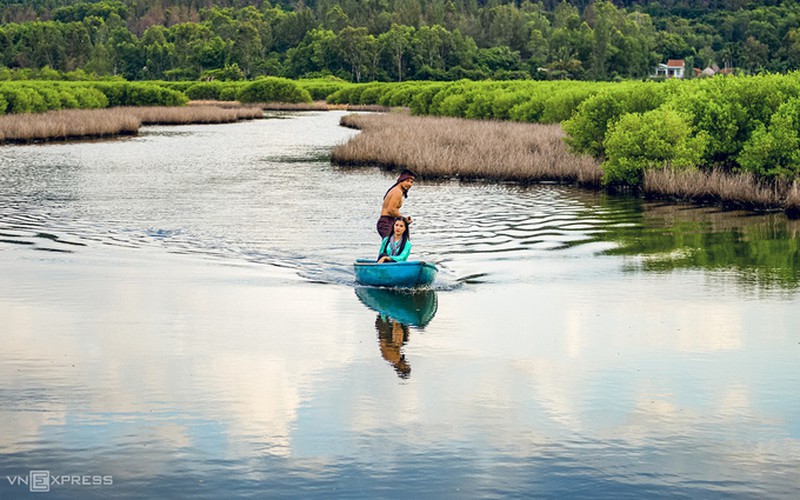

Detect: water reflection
374,316,412,378
597,201,800,290
355,287,438,379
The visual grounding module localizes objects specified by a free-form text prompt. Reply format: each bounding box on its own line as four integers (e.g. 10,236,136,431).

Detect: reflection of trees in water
599,201,800,290
374,315,411,379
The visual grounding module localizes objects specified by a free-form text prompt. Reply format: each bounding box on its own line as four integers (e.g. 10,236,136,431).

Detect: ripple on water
0,180,640,287
0,115,640,286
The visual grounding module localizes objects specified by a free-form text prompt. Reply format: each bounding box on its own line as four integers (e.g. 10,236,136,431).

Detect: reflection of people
376,169,416,238
377,217,411,263
374,315,411,378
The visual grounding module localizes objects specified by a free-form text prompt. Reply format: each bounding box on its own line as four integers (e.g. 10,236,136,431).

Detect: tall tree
379,23,414,81
337,26,371,82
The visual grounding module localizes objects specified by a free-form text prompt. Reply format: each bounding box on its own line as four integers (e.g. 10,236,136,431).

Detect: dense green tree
337,26,371,82
6,0,800,82
379,23,414,81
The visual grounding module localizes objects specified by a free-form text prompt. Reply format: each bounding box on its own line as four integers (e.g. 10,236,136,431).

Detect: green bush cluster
236,77,312,104
185,82,226,100
0,81,108,114
297,77,349,101
737,98,800,179
326,80,611,123
602,108,707,185
92,82,188,107
328,74,800,186
566,74,800,185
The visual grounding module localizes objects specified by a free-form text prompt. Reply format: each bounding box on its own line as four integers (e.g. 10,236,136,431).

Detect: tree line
1,0,800,82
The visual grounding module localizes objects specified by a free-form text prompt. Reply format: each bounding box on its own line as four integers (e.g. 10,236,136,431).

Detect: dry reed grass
643,168,791,211
0,104,264,143
261,101,330,111
187,100,248,109
259,102,390,112
345,104,392,112
331,112,602,186
0,108,141,142
121,105,263,124
783,181,800,218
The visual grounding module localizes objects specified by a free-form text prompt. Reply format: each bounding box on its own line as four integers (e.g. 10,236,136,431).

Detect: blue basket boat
353,259,437,288
355,287,438,327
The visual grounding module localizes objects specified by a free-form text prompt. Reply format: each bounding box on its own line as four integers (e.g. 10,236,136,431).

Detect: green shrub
219,85,239,101
30,85,62,111
358,83,385,105
491,90,529,120
672,80,748,167
428,80,471,115
186,82,224,100
299,77,348,100
0,94,7,114
72,86,108,108
602,107,707,186
438,93,469,117
0,85,37,113
325,83,360,104
57,88,80,108
380,82,424,107
464,90,495,120
408,82,448,115
509,96,546,122
93,82,187,106
540,87,597,123
738,98,800,180
237,77,312,104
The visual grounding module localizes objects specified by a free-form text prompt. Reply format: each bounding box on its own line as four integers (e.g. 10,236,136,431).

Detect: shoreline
4,105,798,217
331,112,603,187
0,101,390,144
331,112,800,218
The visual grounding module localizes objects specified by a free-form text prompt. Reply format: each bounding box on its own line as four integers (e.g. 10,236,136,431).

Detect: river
1,111,798,498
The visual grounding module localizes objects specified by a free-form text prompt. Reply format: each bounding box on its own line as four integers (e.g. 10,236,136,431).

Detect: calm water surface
1,112,799,498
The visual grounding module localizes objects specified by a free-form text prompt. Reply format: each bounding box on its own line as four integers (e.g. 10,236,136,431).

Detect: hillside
1,0,798,81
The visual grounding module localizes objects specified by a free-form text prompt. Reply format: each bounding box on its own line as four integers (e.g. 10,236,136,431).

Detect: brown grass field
331,112,603,186
122,104,264,124
0,108,141,142
0,103,263,143
333,112,800,216
261,101,390,112
644,168,800,215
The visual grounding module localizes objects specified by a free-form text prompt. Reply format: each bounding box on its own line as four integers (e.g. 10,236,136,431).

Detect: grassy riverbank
0,103,263,143
331,112,603,187
0,100,391,144
332,112,800,216
0,108,140,142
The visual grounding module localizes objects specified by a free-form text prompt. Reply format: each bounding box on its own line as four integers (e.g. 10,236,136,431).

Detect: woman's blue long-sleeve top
378,237,412,262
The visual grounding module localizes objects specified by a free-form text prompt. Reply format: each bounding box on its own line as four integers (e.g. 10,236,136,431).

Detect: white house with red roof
654,59,686,79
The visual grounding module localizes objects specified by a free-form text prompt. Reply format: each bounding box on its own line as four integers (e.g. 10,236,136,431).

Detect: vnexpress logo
5,470,113,492
29,470,50,492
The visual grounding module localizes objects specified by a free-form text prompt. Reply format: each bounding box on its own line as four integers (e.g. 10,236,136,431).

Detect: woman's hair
381,217,411,256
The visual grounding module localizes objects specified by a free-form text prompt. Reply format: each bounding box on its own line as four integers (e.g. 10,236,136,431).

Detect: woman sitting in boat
377,217,411,263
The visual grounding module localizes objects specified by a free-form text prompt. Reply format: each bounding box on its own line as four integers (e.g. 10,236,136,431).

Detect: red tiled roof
666,59,685,68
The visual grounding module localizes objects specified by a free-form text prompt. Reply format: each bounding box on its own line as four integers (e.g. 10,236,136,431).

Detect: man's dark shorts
377,215,395,238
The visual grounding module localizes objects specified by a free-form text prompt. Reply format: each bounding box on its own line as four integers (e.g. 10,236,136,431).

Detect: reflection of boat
353,259,437,288
355,287,438,327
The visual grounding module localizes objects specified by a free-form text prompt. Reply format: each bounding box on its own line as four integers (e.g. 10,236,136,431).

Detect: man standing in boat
377,169,416,238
